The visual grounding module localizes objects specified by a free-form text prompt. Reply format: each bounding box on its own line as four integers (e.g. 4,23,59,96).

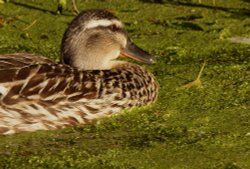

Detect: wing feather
0,53,54,69
0,62,158,134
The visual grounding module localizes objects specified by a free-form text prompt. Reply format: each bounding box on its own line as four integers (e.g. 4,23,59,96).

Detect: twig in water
72,0,80,15
22,19,37,31
176,61,207,91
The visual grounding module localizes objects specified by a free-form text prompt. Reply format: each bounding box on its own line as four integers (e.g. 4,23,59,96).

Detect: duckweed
0,0,250,168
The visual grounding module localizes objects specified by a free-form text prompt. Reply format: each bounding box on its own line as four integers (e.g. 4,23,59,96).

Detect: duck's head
61,9,155,70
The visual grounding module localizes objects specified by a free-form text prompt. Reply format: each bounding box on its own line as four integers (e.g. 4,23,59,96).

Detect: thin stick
22,19,37,31
72,0,79,15
196,60,206,80
176,61,207,91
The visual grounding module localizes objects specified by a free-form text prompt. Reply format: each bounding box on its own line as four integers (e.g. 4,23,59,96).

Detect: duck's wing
0,63,102,134
0,53,54,69
0,63,158,134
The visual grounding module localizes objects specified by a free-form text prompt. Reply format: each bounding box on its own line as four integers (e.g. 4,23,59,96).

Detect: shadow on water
140,0,250,18
9,0,73,16
154,20,204,31
242,0,250,3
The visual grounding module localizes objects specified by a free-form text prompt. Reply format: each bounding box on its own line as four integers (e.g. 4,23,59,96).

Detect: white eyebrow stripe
85,19,123,29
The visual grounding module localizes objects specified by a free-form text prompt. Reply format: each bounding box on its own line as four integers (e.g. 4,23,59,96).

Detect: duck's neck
62,50,128,70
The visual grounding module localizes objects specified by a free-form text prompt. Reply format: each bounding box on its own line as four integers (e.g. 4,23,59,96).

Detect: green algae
0,0,250,168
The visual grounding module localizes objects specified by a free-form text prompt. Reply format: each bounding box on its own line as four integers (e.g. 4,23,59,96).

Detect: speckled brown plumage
0,53,54,69
0,61,158,134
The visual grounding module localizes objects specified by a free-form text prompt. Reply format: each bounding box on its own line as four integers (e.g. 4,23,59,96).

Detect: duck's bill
120,39,155,64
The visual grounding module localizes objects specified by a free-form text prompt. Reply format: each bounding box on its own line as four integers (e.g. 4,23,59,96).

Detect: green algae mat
0,0,250,168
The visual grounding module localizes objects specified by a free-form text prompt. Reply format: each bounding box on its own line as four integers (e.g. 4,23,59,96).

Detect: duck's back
0,53,54,69
0,62,158,134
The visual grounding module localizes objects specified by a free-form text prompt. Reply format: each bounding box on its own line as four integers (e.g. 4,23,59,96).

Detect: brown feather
0,62,158,134
0,53,54,69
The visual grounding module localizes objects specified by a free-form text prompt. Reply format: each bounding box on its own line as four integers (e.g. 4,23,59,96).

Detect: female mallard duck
0,9,158,135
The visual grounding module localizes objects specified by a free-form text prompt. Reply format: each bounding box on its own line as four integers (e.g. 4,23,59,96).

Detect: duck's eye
109,25,119,31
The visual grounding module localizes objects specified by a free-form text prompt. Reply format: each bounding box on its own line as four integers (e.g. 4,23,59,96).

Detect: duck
0,9,158,135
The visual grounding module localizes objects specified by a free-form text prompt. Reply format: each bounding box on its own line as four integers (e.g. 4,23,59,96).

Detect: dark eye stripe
108,25,121,31
94,25,126,34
